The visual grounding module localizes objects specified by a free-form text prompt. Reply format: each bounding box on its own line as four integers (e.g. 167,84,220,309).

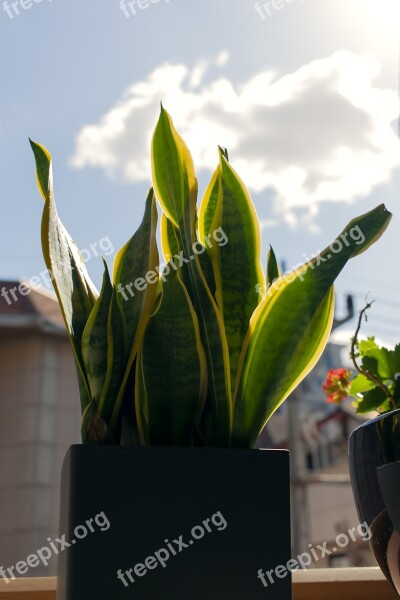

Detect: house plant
31,107,391,599
323,304,400,594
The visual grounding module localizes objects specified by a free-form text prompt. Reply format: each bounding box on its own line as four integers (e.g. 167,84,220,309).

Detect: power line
336,290,400,310
368,314,400,326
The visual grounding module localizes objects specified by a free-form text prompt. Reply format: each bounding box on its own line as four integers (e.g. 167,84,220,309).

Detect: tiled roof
0,280,65,330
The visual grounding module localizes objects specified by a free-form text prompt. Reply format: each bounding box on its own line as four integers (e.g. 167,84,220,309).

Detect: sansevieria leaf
136,268,207,445
266,246,280,290
151,107,232,445
199,150,265,392
113,188,158,355
80,260,127,439
160,211,182,262
30,140,98,415
110,188,159,435
233,204,392,447
198,166,219,242
98,289,127,423
81,260,113,407
161,212,216,300
31,110,393,450
81,400,109,444
151,105,197,241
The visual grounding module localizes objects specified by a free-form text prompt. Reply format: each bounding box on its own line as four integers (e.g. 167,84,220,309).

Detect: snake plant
30,107,392,448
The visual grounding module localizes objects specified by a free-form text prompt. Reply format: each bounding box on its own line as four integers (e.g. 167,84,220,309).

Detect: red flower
322,368,351,405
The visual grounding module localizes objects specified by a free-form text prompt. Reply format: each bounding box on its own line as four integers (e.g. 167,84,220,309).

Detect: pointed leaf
81,261,113,407
151,107,232,446
81,400,109,444
233,203,392,447
267,245,280,290
161,212,216,299
30,140,98,415
198,167,219,241
151,104,197,238
199,151,265,393
113,188,159,353
160,211,182,262
136,268,207,445
98,289,127,423
110,188,159,434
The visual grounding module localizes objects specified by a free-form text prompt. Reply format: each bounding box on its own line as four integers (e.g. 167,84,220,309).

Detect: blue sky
1,0,400,345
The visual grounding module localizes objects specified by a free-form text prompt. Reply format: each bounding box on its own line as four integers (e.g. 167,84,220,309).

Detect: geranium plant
323,302,400,415
31,107,391,448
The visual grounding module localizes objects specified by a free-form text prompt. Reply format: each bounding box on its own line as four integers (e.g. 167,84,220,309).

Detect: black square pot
57,445,291,599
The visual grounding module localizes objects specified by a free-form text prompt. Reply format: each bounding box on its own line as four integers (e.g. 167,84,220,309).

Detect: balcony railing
0,569,398,599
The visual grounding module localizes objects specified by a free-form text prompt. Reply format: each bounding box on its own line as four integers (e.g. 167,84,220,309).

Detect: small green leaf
267,246,280,290
358,337,397,379
377,397,394,414
361,355,380,378
355,387,387,413
357,337,378,354
349,373,375,395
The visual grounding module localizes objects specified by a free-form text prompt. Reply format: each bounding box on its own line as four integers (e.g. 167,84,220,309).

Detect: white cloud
71,50,400,222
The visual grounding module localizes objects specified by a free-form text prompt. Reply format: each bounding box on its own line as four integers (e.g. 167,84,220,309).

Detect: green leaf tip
217,146,229,162
30,139,53,202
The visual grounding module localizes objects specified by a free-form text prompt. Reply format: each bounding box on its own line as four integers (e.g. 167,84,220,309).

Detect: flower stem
350,301,397,411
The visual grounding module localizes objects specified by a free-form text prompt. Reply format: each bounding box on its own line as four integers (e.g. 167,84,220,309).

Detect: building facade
0,281,80,577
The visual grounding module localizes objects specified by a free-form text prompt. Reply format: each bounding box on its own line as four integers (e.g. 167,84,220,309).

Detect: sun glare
352,0,400,47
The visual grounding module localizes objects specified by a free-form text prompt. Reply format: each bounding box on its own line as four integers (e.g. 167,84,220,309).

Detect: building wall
307,481,375,567
262,342,375,567
308,482,359,544
0,331,80,576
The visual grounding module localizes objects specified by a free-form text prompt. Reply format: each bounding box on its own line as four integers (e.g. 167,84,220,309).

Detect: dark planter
57,445,291,600
378,461,400,534
349,409,400,593
377,460,400,595
348,411,395,527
